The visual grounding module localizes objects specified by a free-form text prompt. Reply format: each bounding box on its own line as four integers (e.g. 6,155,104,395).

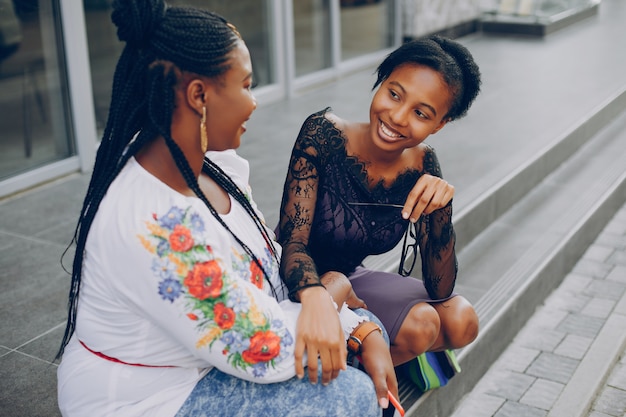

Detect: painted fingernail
379,397,389,409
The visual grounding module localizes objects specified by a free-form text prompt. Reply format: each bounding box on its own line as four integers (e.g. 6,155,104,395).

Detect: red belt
79,340,175,368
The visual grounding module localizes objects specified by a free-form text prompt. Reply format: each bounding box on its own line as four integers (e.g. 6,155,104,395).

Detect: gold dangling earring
200,106,208,153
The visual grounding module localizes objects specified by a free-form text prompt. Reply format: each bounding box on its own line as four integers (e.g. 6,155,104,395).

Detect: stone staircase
363,85,626,416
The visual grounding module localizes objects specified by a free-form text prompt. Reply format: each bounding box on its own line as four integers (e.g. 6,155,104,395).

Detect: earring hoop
200,106,208,153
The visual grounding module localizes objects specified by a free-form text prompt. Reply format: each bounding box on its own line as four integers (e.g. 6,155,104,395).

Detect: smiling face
204,40,257,151
368,63,452,154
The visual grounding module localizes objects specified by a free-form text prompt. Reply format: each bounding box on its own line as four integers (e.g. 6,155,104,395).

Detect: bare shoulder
404,143,439,173
323,110,346,129
323,111,368,143
407,143,432,161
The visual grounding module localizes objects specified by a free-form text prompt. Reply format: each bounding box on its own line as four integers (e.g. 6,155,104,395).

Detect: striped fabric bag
403,349,461,392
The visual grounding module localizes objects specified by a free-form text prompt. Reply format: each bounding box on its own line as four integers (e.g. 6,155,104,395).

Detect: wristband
287,282,326,303
347,321,382,354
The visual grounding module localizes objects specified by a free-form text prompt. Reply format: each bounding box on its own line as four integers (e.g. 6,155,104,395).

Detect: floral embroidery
158,277,182,303
184,260,223,300
140,205,292,376
230,246,278,291
214,303,236,329
249,260,264,290
242,330,282,364
170,224,194,252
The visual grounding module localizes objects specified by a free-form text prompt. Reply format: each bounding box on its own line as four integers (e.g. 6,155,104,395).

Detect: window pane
182,1,274,89
83,0,274,135
340,0,394,61
0,0,74,180
293,0,332,77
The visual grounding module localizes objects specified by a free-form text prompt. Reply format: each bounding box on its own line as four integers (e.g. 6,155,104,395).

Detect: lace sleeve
277,112,329,301
417,146,458,299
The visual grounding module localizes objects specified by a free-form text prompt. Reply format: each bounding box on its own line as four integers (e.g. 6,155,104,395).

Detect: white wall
402,0,498,38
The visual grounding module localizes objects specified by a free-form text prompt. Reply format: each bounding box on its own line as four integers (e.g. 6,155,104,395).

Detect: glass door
287,0,399,94
292,0,333,77
83,0,277,136
0,0,74,182
340,0,395,61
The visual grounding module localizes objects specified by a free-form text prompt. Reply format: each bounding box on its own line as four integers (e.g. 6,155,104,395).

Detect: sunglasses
347,202,418,277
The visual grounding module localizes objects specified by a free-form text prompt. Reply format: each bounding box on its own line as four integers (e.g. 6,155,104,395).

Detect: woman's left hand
402,174,454,222
359,331,399,410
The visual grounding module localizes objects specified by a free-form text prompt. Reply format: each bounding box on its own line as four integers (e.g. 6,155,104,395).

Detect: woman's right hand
403,174,454,222
359,331,399,410
295,286,347,385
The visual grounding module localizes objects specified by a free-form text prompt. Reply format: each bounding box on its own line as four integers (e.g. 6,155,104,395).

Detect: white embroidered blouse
57,150,365,417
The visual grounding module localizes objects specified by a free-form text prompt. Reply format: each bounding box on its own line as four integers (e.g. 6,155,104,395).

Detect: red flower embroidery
214,303,235,329
170,224,194,252
187,313,198,321
242,330,281,364
249,261,264,290
184,260,223,300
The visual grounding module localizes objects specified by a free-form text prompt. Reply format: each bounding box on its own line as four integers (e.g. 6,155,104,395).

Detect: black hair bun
111,0,167,48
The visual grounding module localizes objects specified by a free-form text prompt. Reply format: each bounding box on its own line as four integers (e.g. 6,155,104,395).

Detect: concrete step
384,85,626,416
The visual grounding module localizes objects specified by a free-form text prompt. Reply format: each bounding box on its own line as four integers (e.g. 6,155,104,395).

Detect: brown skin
320,272,397,409
136,41,255,209
364,63,456,223
295,287,348,384
295,63,479,375
295,282,398,408
391,296,478,365
366,64,479,364
138,40,399,409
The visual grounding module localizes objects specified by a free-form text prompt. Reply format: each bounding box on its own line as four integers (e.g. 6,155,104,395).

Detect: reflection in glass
340,0,394,61
293,0,332,77
83,0,274,135
0,0,74,181
494,0,595,18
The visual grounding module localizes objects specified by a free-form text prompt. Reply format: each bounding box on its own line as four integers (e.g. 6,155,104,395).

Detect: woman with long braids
56,1,396,416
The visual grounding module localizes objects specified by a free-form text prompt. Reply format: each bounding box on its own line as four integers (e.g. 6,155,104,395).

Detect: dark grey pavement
1,0,626,415
450,203,626,417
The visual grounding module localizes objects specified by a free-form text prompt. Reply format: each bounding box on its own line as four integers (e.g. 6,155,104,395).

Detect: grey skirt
348,266,456,344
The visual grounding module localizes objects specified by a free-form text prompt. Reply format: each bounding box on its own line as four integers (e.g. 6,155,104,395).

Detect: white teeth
381,122,402,138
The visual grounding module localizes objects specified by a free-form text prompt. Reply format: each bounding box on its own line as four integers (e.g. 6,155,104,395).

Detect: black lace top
278,109,457,301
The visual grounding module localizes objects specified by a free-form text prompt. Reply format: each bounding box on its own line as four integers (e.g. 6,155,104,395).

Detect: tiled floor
450,205,626,417
0,173,88,416
589,353,626,416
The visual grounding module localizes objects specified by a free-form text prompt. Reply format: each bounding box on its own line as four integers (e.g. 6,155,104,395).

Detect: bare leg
389,296,478,366
429,295,478,351
390,302,440,366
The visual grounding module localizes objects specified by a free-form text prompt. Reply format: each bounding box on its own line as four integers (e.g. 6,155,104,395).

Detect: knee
444,300,479,348
397,304,440,355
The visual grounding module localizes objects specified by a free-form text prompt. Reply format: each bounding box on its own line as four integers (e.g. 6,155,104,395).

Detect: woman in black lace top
277,35,482,378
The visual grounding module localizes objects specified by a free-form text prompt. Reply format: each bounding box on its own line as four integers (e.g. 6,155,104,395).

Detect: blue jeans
175,309,387,417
